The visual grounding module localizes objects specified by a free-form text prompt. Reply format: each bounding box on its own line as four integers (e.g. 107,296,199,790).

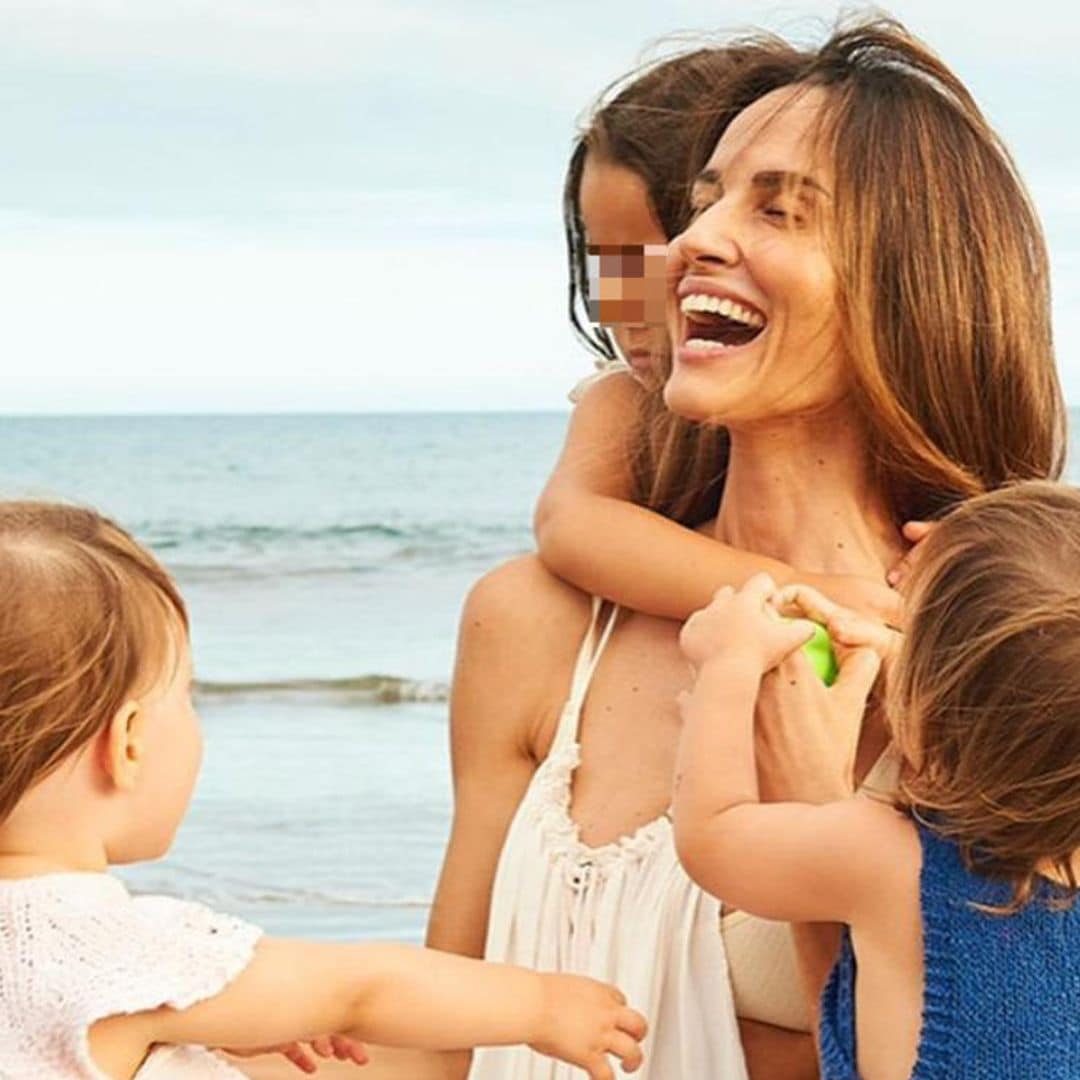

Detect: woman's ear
102,701,145,791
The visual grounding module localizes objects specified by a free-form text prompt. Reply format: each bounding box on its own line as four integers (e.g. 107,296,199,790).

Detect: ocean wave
147,522,410,551
129,863,431,911
143,519,525,551
166,562,389,586
196,673,449,705
140,518,531,579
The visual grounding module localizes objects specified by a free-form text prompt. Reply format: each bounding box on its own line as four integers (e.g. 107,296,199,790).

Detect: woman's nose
671,205,742,275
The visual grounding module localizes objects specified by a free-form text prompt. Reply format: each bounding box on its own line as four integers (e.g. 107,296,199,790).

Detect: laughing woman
427,19,1066,1080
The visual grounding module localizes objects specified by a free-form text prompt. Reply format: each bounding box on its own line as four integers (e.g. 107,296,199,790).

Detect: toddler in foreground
0,502,646,1079
673,481,1080,1079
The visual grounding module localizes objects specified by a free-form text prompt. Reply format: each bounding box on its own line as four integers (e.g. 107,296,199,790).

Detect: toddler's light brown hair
892,481,1080,909
0,502,187,825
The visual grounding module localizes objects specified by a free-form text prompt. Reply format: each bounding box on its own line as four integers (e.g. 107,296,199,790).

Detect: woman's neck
714,403,903,577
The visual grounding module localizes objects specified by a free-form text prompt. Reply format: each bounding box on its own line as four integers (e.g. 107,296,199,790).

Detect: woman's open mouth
678,293,767,356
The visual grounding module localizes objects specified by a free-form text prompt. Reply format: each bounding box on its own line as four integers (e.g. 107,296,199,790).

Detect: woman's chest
567,613,690,848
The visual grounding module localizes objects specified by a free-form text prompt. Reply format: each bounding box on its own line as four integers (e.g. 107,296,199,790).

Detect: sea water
0,412,565,940
1,410,1077,941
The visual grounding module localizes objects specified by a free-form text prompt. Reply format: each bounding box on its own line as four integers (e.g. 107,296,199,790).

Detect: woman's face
578,154,668,384
665,84,850,427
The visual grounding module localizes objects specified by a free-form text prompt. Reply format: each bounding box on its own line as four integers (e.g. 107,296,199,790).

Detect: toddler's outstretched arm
535,374,902,625
95,941,647,1080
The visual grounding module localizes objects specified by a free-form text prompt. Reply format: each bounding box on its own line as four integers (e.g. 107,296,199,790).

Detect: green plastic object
802,621,839,686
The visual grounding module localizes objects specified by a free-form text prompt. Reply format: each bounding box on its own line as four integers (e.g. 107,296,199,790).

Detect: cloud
0,0,1076,410
2,1,1074,226
2,212,1075,412
0,0,614,112
4,1,1076,99
0,226,587,411
0,1,467,74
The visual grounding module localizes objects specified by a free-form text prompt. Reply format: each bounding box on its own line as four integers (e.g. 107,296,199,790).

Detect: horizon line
0,406,576,420
1,404,1077,421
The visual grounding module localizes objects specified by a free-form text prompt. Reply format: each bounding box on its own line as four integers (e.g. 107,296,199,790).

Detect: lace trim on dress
527,734,671,874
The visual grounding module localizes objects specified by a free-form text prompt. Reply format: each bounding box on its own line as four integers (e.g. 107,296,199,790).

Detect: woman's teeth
679,293,766,329
683,337,731,351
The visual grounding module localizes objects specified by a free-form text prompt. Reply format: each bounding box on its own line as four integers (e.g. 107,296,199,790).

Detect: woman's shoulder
456,555,595,749
463,554,593,642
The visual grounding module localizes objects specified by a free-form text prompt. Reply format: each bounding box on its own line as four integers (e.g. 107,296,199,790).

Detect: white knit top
567,358,631,404
470,600,748,1080
0,872,262,1079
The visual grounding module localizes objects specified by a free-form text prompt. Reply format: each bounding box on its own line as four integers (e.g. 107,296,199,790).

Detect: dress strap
554,596,620,747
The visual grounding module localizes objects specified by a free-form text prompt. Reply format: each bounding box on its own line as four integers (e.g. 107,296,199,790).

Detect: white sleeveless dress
471,599,748,1079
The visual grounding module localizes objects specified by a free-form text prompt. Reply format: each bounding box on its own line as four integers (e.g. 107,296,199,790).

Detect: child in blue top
671,480,1080,1079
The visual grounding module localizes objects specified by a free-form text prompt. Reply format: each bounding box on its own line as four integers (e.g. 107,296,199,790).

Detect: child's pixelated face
578,155,668,384
114,631,203,863
665,84,847,426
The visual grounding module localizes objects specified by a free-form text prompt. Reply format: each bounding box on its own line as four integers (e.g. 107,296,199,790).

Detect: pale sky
1,0,1078,413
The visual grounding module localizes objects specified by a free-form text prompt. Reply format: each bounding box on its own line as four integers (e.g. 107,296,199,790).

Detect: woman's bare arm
425,556,590,1078
426,556,589,956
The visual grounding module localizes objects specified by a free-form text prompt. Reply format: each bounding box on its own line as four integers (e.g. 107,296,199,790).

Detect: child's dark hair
562,39,809,524
0,502,187,825
563,38,817,363
892,482,1080,911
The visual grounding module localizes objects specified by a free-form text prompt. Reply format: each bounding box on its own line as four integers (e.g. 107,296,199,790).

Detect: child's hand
680,573,816,676
529,973,647,1079
224,1036,369,1073
774,584,902,671
801,570,903,629
886,520,937,591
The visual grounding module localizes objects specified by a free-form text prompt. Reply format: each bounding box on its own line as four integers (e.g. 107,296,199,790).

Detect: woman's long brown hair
613,18,1067,527
804,19,1067,522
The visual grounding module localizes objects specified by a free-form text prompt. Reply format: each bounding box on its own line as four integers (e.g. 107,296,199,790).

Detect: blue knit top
818,819,1080,1079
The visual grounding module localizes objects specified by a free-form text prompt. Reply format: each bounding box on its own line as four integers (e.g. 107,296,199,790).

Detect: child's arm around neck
535,372,901,624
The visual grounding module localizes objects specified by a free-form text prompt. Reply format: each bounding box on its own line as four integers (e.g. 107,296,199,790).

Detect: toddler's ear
101,701,144,791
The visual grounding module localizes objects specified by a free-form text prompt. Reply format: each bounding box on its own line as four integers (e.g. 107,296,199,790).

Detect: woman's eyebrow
691,169,723,196
691,168,830,200
752,170,831,198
